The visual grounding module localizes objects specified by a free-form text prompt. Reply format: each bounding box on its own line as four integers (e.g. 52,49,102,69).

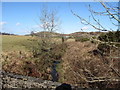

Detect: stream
51,61,60,82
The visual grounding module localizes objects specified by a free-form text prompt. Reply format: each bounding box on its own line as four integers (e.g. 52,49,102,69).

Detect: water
51,61,60,82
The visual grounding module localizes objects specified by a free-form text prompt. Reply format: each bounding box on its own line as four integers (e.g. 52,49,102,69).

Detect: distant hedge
0,32,15,35
75,37,90,42
98,30,120,42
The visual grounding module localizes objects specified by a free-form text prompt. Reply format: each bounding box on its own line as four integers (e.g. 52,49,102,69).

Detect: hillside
1,33,120,88
2,35,38,52
1,35,67,82
57,41,120,88
27,31,103,38
69,31,103,37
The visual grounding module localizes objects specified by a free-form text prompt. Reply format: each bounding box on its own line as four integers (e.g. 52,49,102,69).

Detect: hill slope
58,41,120,88
2,35,38,52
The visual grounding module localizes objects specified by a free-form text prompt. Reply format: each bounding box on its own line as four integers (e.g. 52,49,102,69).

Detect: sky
1,2,118,35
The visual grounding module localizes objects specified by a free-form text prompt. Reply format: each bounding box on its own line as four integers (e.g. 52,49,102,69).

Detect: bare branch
89,5,107,30
39,8,59,33
71,10,108,31
100,1,120,23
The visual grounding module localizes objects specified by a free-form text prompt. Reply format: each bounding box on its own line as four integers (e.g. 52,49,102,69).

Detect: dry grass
2,35,119,88
66,39,75,42
1,35,67,80
58,41,119,88
2,35,49,79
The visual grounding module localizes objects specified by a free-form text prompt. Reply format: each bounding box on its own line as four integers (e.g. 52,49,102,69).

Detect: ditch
51,61,60,82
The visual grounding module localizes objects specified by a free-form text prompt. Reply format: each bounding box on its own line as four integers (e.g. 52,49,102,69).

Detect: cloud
0,21,7,26
81,26,89,30
16,22,21,26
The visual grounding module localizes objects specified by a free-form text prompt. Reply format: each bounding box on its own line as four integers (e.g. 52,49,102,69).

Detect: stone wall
1,70,61,89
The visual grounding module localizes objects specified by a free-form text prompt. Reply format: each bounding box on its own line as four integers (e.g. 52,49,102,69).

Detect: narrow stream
51,61,60,82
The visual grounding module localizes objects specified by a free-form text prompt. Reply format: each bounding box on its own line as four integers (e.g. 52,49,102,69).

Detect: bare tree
32,6,61,55
31,7,61,65
39,6,60,38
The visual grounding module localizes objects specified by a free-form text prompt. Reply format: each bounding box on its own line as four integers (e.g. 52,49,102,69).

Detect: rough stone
1,70,61,89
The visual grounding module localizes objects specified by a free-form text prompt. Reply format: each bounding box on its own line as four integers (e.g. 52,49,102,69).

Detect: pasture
2,35,39,52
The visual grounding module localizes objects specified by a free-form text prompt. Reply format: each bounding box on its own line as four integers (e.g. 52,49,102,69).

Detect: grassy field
2,35,51,79
1,35,67,80
1,34,119,88
2,35,74,52
2,35,39,52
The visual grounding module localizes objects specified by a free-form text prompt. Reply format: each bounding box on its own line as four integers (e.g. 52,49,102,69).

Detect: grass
2,35,53,79
2,35,68,80
56,60,64,82
2,35,38,52
66,39,75,42
75,37,90,42
2,34,119,88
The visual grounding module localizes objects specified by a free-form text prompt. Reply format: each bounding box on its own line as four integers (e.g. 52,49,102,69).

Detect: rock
1,70,61,89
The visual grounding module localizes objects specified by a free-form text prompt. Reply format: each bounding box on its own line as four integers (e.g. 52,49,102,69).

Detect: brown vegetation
2,32,120,88
58,41,120,88
2,42,67,81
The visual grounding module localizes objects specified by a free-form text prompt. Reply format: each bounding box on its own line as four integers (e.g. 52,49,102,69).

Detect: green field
2,35,39,52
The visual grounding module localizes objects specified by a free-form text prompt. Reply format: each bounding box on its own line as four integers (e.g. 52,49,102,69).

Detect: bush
115,30,120,42
98,33,108,42
98,30,120,42
97,43,110,55
75,37,90,42
92,36,96,39
91,40,97,44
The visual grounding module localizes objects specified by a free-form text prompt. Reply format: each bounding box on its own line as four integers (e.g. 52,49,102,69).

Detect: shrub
115,30,120,42
98,30,120,42
98,33,109,42
91,40,97,44
97,43,110,55
75,37,90,42
92,36,96,39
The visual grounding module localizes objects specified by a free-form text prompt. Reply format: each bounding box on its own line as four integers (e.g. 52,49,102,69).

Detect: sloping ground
2,35,52,80
2,35,38,52
2,35,68,81
58,41,120,88
2,51,53,80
